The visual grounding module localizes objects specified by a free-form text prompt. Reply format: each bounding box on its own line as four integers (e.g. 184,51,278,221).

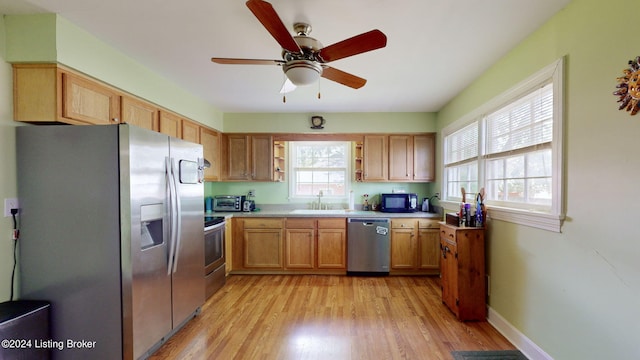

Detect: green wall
0,15,24,301
223,112,437,133
437,0,639,358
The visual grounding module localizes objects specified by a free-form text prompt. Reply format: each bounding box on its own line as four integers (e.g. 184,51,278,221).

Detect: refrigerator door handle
166,157,177,275
171,157,182,274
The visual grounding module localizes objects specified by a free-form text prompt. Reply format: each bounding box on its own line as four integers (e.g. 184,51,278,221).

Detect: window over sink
288,141,351,202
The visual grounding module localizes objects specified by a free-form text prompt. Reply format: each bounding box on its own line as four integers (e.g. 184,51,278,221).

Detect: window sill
441,201,564,232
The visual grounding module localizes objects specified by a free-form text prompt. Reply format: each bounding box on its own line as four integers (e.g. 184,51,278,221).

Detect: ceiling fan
211,0,387,95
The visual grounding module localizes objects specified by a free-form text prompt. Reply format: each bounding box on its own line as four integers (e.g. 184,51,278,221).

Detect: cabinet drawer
418,219,440,229
285,218,315,229
243,218,283,229
391,219,417,229
440,225,456,242
317,218,346,229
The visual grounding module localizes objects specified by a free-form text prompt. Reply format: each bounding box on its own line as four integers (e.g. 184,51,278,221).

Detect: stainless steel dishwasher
347,218,390,275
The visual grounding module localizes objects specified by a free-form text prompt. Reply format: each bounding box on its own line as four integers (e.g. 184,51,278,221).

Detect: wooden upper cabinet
159,111,182,138
363,135,388,181
181,119,200,144
222,134,274,181
61,72,121,125
224,134,251,180
200,127,220,181
251,135,274,181
13,64,121,125
389,135,413,181
121,96,158,131
413,134,435,182
388,134,436,182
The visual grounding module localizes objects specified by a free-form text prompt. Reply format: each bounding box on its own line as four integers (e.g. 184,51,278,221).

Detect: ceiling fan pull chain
283,95,286,103
317,79,321,99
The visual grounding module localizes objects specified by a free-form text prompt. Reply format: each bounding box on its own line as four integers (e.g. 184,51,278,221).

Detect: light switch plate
4,198,19,217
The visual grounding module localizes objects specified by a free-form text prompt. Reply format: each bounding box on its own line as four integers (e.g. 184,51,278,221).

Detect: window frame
441,58,565,232
288,141,351,202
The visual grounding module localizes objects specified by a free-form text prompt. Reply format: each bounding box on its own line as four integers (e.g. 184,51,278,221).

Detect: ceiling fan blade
211,57,284,65
246,0,301,54
318,29,387,63
321,66,367,89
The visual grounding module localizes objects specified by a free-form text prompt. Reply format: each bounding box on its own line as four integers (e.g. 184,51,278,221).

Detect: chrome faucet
316,190,323,209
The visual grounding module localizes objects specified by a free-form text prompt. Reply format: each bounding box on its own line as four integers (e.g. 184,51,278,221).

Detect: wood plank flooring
149,275,515,360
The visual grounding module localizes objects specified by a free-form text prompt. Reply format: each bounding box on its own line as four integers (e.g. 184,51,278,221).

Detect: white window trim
441,57,565,232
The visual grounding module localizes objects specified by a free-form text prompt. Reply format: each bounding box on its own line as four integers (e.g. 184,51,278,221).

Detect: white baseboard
487,307,554,360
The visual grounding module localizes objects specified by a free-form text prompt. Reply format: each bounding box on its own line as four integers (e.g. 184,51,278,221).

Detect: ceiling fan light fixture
283,60,322,86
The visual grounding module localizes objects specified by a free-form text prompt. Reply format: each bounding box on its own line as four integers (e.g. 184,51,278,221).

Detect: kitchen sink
289,209,347,215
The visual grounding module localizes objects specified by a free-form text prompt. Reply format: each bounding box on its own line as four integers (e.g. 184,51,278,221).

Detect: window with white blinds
441,58,565,232
484,83,553,209
444,121,479,200
485,83,553,156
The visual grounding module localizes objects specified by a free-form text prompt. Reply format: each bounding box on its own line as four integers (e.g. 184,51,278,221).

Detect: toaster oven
213,195,245,212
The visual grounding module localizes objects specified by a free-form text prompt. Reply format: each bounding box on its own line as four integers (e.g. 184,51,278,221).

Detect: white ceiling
1,0,570,113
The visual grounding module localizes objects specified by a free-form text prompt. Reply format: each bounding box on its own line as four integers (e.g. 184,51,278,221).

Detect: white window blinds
485,83,553,156
445,121,478,165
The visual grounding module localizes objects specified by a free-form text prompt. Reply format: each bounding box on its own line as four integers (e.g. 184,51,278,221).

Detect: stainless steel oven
204,216,226,299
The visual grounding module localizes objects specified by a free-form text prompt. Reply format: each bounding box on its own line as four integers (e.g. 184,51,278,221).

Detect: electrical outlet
4,198,19,217
248,189,255,197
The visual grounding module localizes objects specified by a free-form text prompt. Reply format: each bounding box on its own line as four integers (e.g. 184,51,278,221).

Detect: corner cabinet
200,127,221,181
439,223,486,321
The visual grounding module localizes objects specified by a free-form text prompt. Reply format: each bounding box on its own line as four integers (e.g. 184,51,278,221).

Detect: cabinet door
440,238,459,317
243,229,283,268
200,127,220,181
159,111,182,138
317,228,346,269
181,119,200,143
388,135,413,181
251,135,274,181
390,228,416,269
413,134,435,181
225,135,250,180
363,135,388,181
418,229,440,270
62,72,120,125
285,229,315,269
121,96,158,131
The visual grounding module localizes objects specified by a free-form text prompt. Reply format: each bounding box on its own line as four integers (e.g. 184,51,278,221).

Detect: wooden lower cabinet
233,218,284,270
439,223,486,321
317,219,347,269
390,218,440,275
285,219,315,269
232,217,345,274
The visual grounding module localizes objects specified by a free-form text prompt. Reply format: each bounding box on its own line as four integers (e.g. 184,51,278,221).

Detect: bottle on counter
464,203,471,226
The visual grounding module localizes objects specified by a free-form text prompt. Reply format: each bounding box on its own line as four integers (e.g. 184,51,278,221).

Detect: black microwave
380,193,419,213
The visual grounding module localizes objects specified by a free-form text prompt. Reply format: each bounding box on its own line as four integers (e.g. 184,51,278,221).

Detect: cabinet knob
113,118,119,123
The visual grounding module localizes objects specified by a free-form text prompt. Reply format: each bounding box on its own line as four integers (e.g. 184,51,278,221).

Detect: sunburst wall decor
614,56,640,115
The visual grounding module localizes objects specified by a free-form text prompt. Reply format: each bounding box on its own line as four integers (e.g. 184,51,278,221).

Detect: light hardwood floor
150,275,515,360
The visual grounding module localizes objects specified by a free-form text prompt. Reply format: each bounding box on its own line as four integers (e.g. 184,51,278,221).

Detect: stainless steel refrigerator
16,124,205,360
